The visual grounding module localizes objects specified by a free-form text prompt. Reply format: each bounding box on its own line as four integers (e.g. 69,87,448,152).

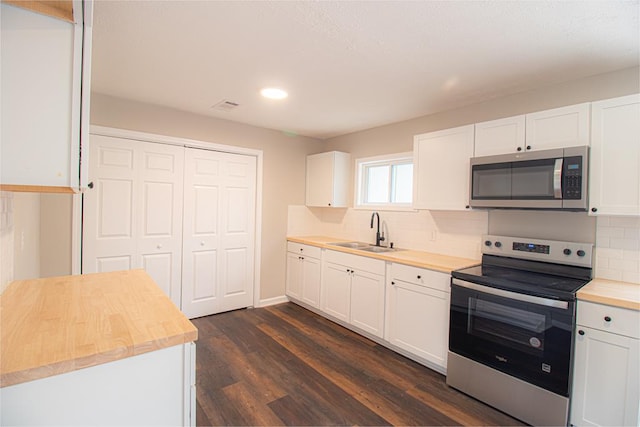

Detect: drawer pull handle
578,330,585,336
604,316,612,322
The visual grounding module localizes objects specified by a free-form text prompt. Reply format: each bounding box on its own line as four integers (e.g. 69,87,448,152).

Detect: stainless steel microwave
469,146,588,210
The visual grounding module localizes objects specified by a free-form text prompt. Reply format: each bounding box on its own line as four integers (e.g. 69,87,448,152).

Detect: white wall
12,192,40,281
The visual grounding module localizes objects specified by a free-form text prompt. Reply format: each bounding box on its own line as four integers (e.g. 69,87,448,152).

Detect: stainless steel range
447,234,593,427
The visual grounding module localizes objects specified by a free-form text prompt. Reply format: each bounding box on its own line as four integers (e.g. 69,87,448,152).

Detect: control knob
484,240,492,247
563,248,572,256
494,241,502,248
577,250,586,257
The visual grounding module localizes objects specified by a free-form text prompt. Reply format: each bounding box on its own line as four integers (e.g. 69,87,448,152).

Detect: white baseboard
256,295,289,308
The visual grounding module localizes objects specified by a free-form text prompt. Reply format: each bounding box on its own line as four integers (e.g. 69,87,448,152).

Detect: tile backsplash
288,205,488,260
595,216,640,284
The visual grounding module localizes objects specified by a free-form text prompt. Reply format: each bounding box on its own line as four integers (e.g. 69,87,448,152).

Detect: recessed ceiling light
260,87,288,100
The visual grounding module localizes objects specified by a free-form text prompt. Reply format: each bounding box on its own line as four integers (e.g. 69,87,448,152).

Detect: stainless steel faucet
370,212,385,247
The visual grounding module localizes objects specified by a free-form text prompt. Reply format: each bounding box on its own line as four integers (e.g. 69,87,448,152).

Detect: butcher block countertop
287,235,479,273
578,278,640,311
0,270,197,388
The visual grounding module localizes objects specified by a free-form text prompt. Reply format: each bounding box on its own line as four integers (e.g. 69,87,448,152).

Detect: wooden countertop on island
578,278,640,311
0,270,198,388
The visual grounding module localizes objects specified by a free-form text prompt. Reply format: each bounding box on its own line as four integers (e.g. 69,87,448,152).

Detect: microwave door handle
553,158,563,199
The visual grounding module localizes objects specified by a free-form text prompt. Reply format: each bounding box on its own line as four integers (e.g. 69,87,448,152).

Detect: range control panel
482,234,593,268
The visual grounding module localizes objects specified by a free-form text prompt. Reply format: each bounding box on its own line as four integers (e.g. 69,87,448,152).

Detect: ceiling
91,0,640,140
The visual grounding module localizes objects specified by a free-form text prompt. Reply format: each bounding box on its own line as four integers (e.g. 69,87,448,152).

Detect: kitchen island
0,269,198,426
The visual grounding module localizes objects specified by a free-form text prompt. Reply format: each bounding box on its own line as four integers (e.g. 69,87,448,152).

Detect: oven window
468,297,546,353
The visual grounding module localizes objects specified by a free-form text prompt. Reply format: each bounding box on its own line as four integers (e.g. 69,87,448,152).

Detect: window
356,153,413,209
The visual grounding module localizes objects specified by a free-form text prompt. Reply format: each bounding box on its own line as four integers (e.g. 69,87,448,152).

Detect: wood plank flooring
191,302,525,426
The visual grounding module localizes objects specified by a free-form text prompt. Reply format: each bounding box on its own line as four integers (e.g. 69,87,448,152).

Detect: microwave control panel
562,156,583,199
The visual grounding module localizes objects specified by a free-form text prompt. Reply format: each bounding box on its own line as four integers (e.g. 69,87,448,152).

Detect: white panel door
321,262,351,322
350,269,385,338
182,149,256,318
83,135,184,307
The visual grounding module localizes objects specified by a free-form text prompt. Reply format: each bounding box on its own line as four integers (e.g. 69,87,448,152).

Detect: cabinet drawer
324,249,385,275
287,242,321,259
390,263,450,293
577,301,640,339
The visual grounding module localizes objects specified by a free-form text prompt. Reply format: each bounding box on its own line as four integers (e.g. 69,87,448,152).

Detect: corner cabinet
0,1,93,193
413,125,474,210
305,151,351,207
321,250,386,338
285,242,322,308
385,263,450,373
570,301,639,426
589,94,640,216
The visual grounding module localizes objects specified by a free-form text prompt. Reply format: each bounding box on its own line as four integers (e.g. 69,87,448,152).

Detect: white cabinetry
286,242,322,308
321,250,386,338
413,125,474,210
474,115,526,157
571,301,639,427
474,103,590,157
525,103,590,151
589,94,640,216
1,343,196,426
306,151,351,207
385,263,450,373
1,1,92,192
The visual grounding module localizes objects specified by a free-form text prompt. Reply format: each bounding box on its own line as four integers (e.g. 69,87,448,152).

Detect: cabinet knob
391,281,395,285
591,207,598,213
526,145,532,150
517,147,522,152
578,330,585,336
604,316,612,322
465,205,470,209
88,182,94,189
417,275,422,279
328,203,332,206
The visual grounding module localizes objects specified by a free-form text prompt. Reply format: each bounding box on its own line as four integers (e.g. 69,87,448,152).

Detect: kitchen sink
357,245,399,253
329,241,371,249
328,241,401,253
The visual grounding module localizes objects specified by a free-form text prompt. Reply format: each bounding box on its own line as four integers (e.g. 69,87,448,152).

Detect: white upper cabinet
413,125,474,211
474,115,526,157
589,94,640,216
474,103,590,157
305,151,351,208
0,1,92,192
525,103,590,151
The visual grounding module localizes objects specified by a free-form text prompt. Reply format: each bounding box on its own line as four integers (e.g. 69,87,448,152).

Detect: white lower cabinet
321,250,386,338
1,343,196,426
385,263,450,373
570,301,639,427
286,242,322,308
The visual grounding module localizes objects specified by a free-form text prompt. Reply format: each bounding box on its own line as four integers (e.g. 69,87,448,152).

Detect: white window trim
354,152,416,211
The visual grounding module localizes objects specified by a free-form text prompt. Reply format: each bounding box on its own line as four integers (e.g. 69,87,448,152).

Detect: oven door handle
553,158,563,199
451,278,569,309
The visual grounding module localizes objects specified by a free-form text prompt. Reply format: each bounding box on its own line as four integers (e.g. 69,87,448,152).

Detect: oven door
449,278,575,396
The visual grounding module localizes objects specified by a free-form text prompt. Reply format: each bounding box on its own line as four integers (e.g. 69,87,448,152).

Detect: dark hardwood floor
191,302,525,426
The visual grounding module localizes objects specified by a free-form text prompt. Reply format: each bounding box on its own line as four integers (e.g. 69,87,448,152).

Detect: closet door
181,148,257,318
83,135,184,306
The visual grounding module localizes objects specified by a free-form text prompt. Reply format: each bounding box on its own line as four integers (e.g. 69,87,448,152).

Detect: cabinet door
301,256,322,308
305,151,350,208
474,115,526,156
1,2,90,191
589,94,640,216
525,103,590,151
571,326,639,427
321,261,351,322
285,252,303,300
350,269,385,338
386,279,449,370
413,125,474,210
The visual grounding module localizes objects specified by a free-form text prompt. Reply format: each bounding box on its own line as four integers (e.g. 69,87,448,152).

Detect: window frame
354,152,415,211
